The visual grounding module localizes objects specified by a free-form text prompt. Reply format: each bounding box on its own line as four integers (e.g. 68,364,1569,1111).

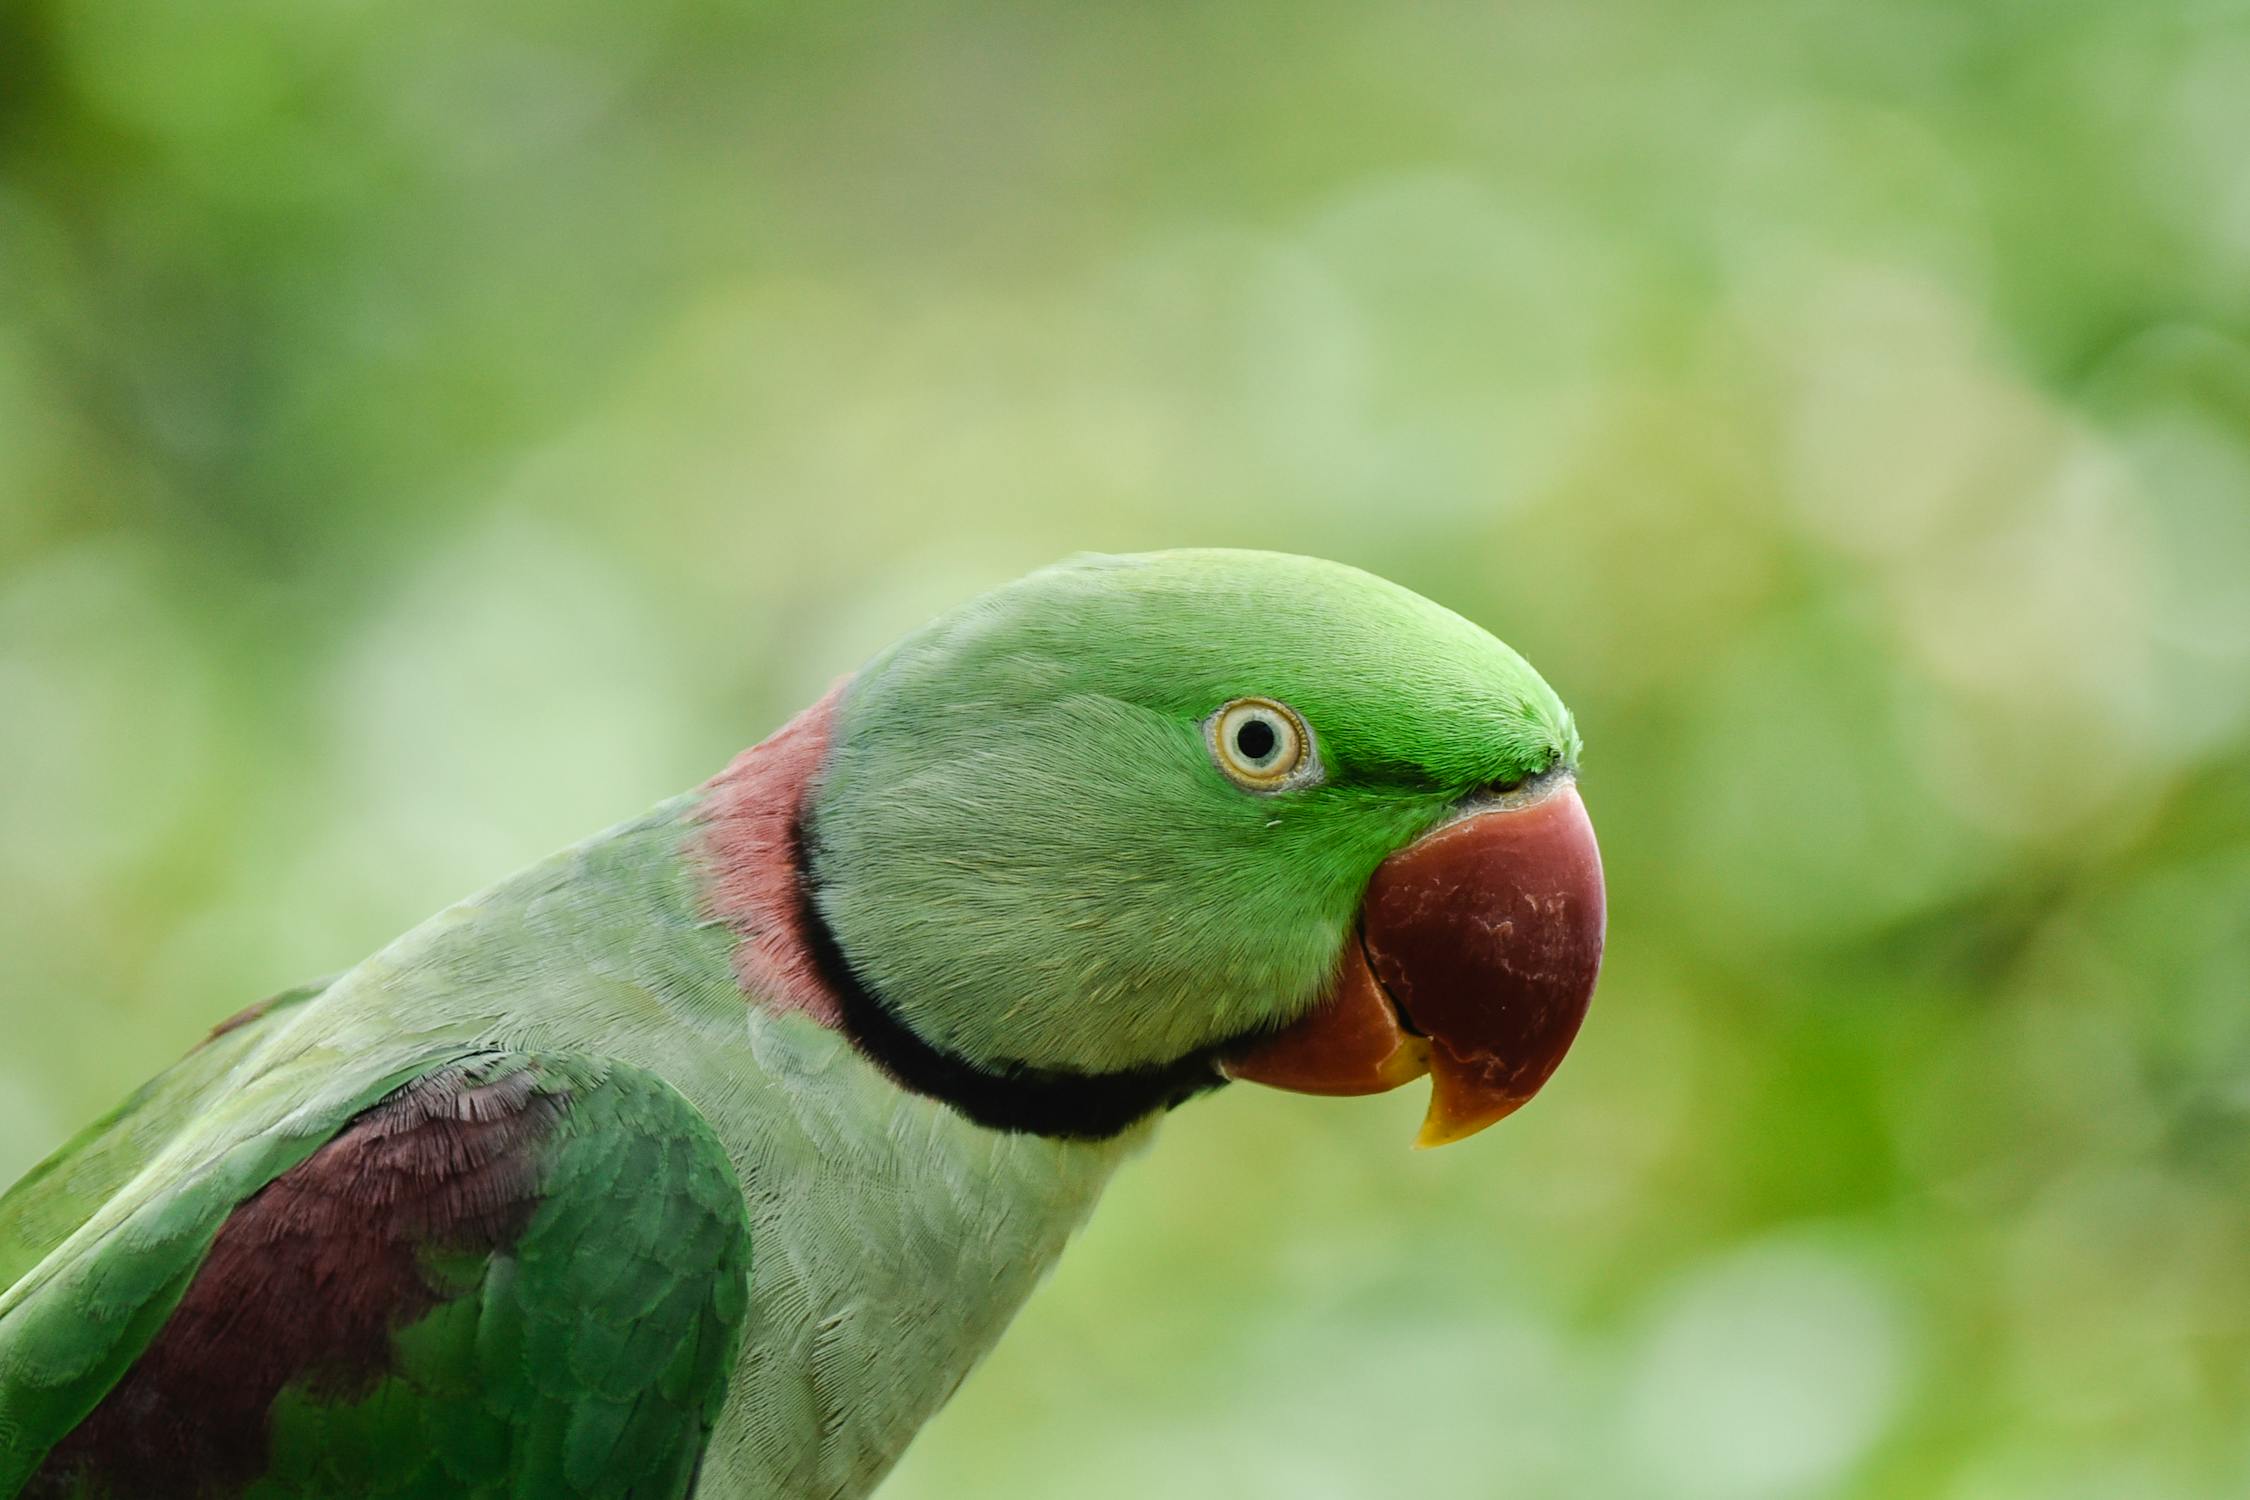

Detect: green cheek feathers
813,693,1447,1072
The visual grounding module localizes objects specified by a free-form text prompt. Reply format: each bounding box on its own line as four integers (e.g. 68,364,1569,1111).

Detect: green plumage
0,798,1125,1499
0,1056,429,1497
0,550,1580,1499
242,1056,750,1500
0,980,330,1293
2,1051,748,1500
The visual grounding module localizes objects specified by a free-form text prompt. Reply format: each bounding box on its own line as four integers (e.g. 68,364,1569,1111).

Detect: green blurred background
5,1,2250,1495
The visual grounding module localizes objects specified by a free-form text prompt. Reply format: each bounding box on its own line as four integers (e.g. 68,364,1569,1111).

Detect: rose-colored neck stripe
694,679,851,1028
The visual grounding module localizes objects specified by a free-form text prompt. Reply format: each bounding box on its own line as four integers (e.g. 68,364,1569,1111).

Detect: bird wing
0,977,337,1292
0,1050,752,1500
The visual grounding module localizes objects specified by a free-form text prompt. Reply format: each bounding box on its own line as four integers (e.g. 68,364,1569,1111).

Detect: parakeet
0,549,1605,1500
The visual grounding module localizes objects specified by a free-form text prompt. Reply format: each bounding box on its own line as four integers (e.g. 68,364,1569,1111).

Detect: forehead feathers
861,550,1577,790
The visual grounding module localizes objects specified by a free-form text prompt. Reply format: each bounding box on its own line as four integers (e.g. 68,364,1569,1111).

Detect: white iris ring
1207,698,1320,792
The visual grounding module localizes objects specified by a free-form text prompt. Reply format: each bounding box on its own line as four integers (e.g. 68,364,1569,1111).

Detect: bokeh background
5,1,2250,1496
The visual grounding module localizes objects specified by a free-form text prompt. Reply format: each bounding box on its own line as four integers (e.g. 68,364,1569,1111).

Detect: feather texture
0,549,1581,1499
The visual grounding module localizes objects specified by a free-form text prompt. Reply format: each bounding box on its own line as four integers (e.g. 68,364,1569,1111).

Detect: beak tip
1413,1077,1534,1148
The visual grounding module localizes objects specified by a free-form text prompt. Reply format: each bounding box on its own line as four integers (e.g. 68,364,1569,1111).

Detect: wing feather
2,1052,751,1500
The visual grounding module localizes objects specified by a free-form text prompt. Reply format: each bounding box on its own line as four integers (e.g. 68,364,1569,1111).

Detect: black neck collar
791,814,1232,1141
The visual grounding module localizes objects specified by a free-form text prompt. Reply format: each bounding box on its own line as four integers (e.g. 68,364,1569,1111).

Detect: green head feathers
806,549,1579,1076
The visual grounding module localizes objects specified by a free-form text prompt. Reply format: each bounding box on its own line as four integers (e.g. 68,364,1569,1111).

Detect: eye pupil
1207,697,1317,792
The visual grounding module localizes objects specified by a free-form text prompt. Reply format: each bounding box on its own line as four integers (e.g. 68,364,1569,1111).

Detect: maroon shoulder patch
28,1060,568,1500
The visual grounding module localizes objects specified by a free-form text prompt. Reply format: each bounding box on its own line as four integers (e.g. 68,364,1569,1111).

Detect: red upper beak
1223,773,1607,1146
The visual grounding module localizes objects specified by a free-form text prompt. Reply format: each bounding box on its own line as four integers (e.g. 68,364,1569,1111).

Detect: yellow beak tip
1413,1093,1529,1149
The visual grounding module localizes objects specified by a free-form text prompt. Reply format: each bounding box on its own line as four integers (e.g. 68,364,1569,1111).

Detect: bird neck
696,678,855,1028
694,682,1230,1141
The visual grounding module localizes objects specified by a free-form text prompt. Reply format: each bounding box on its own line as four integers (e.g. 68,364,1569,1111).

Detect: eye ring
1205,697,1319,792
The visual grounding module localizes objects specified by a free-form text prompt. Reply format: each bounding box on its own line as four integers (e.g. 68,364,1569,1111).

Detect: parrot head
801,549,1605,1146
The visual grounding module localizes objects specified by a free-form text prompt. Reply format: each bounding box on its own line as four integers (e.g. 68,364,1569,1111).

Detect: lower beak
1223,773,1606,1147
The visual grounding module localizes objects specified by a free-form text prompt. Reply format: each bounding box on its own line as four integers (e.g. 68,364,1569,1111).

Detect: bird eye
1207,698,1317,792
